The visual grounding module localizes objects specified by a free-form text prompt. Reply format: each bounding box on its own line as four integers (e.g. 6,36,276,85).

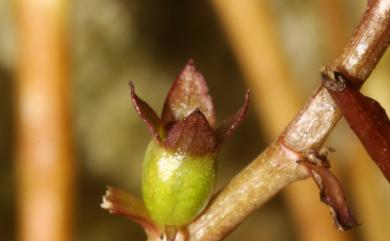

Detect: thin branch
181,1,390,240
331,0,390,86
212,1,351,240
15,1,74,241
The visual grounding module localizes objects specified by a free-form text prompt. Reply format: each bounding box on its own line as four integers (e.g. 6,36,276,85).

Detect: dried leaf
323,71,390,182
161,60,216,129
101,186,159,235
215,90,250,150
130,82,163,143
164,108,216,156
304,163,358,231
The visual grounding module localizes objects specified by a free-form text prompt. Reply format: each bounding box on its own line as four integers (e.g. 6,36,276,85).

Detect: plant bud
130,60,250,228
142,140,216,227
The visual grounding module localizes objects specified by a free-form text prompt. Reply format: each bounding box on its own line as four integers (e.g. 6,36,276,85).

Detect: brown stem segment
182,0,390,240
187,143,308,241
15,1,74,241
330,0,390,86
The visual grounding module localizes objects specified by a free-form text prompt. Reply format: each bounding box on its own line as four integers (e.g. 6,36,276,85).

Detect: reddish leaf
323,71,390,182
164,108,216,156
215,90,250,150
304,163,358,231
130,82,163,143
161,60,216,129
101,186,159,235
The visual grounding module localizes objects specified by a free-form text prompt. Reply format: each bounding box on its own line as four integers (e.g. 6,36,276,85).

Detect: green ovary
142,141,216,228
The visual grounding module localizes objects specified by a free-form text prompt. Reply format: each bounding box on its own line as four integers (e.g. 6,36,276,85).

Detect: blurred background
1,0,390,241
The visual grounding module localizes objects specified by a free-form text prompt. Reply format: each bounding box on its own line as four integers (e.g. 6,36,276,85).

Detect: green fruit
142,140,216,227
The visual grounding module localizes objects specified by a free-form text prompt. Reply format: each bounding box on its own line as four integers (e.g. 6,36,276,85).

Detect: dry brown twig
102,0,390,240
15,1,74,241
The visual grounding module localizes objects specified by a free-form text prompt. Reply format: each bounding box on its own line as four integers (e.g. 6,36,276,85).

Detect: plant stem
331,0,390,86
15,1,74,241
180,1,390,240
186,143,307,241
212,1,352,240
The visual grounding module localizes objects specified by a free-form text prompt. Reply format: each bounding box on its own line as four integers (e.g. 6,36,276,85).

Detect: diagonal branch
180,1,390,241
